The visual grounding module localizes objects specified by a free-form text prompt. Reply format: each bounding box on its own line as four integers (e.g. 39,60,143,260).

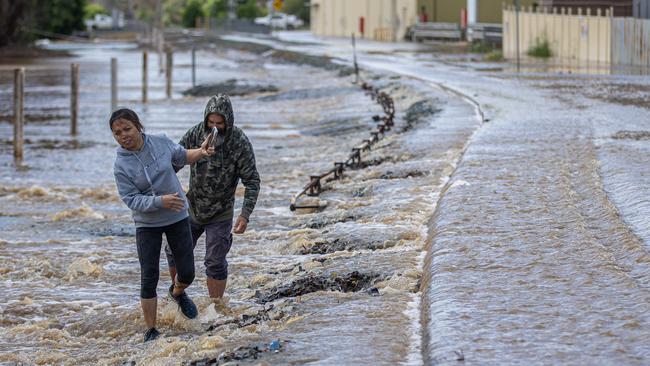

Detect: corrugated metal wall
634,0,650,18
611,17,650,66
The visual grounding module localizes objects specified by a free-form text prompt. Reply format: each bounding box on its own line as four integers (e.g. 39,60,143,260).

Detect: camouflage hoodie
179,94,260,224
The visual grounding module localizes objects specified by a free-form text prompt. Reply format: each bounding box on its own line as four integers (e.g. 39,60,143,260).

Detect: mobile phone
211,127,219,147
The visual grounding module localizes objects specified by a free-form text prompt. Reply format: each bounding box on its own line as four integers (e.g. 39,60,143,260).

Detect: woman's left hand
201,134,215,157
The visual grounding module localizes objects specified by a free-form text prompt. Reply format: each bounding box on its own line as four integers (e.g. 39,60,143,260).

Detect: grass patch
469,41,496,53
527,38,552,58
485,50,503,61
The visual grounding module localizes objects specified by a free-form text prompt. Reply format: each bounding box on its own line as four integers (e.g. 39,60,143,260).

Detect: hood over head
203,94,234,133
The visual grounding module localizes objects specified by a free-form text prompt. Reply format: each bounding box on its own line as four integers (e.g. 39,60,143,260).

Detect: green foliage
84,3,108,20
469,41,495,53
282,0,309,23
527,37,552,58
38,0,87,35
485,50,503,62
181,0,204,27
236,0,262,19
204,0,228,20
165,0,187,25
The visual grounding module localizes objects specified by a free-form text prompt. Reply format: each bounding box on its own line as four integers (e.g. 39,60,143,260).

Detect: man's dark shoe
143,327,160,342
168,284,198,319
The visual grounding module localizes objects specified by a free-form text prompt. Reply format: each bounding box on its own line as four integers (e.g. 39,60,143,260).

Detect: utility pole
515,0,521,72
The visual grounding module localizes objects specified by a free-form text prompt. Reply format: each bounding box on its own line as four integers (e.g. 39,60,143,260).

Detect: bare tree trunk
0,0,27,47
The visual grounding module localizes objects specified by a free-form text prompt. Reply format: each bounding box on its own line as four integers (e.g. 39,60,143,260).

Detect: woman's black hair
109,108,144,132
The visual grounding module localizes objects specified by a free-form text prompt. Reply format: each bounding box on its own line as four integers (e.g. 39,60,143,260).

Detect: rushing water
0,37,481,365
2,31,650,365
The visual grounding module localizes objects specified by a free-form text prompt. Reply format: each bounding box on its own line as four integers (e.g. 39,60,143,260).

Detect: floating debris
402,99,441,132
254,271,384,303
612,130,650,140
183,79,278,97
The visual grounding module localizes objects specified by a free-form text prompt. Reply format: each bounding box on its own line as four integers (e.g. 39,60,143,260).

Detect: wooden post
70,63,79,135
191,47,196,87
111,57,117,111
142,51,148,103
351,33,359,83
166,49,173,99
13,68,24,164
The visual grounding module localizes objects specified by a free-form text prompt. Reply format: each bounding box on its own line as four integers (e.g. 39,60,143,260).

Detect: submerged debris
612,130,650,140
379,169,428,179
259,86,358,102
187,344,266,365
402,99,441,132
298,237,395,255
301,213,357,229
255,271,384,303
182,79,278,97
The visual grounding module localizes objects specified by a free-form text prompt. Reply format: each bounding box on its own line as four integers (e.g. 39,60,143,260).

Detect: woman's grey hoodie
113,133,188,227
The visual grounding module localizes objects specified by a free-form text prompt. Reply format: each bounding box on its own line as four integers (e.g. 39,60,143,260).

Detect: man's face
207,113,226,132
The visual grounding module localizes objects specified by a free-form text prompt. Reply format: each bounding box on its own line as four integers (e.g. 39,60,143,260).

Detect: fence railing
410,22,463,42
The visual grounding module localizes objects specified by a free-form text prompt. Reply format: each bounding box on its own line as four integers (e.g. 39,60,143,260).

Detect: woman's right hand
161,193,185,212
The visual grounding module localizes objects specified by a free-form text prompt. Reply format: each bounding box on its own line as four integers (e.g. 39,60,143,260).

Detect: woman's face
111,118,143,151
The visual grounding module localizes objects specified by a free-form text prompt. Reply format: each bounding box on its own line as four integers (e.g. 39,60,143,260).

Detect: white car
85,14,113,30
254,13,304,30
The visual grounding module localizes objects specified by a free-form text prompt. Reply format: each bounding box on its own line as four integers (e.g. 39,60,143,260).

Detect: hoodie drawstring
132,142,158,196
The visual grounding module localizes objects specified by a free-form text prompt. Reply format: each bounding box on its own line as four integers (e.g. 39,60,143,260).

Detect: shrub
527,38,552,58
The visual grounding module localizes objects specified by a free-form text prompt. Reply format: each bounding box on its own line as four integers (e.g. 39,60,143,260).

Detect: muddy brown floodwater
0,37,479,365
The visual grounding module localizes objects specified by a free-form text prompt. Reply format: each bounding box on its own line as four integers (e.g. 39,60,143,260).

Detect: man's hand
161,193,185,212
201,133,215,157
233,215,248,234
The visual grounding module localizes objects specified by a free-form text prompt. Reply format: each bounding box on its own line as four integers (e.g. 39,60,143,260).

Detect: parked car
254,13,304,29
84,14,114,30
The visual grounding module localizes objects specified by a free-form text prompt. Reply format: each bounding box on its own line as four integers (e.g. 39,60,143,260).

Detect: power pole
515,0,520,72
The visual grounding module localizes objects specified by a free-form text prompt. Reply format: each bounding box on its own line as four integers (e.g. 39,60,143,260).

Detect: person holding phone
110,108,214,342
166,94,260,301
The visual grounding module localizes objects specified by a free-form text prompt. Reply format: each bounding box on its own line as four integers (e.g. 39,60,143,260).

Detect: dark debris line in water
254,271,385,303
182,78,278,97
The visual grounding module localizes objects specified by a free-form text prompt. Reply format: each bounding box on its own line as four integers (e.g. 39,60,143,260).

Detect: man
167,93,260,300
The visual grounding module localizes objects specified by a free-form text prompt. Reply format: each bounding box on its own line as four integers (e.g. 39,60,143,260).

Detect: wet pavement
1,30,650,365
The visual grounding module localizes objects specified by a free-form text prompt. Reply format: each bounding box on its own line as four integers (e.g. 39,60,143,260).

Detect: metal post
142,51,148,103
13,68,24,164
515,0,521,72
111,57,117,111
191,47,196,87
352,33,359,83
166,49,173,99
70,63,79,135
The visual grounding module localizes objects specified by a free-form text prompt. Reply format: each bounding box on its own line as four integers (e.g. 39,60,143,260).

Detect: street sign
273,0,282,11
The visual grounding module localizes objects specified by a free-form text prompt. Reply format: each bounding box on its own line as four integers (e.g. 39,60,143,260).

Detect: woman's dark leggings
135,217,195,299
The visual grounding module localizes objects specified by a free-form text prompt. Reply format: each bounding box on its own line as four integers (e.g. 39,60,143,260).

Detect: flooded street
1,30,650,365
0,34,479,365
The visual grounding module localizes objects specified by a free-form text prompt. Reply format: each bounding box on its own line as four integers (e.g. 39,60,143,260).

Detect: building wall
311,0,417,41
416,0,537,24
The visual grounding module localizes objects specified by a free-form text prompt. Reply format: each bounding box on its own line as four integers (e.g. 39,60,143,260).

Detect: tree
0,0,27,46
203,0,227,20
236,0,263,19
282,0,309,23
84,3,108,20
181,0,203,27
37,0,87,35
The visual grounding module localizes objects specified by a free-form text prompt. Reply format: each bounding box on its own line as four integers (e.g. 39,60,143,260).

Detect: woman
110,108,214,342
